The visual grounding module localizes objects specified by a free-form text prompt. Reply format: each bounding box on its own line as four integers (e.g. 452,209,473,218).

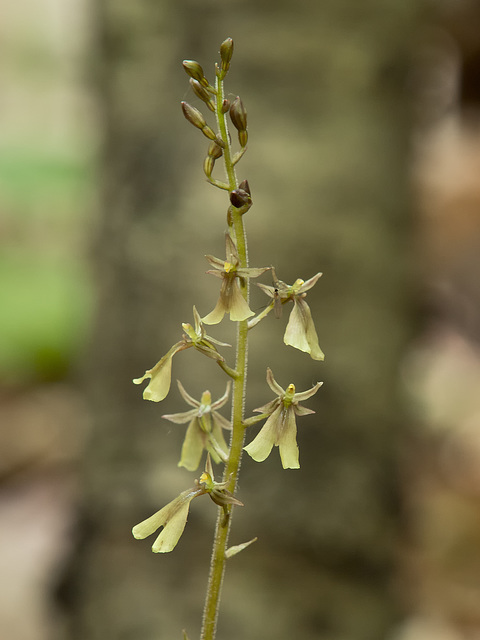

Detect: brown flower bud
208,141,223,159
221,99,230,114
238,179,251,196
189,79,215,112
238,130,248,148
202,125,218,141
220,38,234,71
229,97,247,132
230,188,252,209
182,60,205,83
181,102,206,129
203,156,215,178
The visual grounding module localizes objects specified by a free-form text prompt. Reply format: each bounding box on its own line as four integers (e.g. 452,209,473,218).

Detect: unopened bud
221,99,230,113
202,125,217,141
238,179,251,196
181,102,206,129
183,60,206,84
229,97,247,132
220,38,234,71
189,79,215,112
208,141,223,159
238,130,248,148
230,188,252,209
204,156,215,178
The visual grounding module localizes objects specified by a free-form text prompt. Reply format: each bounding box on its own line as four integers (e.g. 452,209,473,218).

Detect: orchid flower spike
162,381,232,471
244,368,322,469
202,233,270,324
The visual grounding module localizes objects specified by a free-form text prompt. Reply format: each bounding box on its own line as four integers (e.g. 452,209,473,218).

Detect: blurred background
2,0,480,639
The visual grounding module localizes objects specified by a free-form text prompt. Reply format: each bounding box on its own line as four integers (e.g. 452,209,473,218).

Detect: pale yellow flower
162,381,231,471
203,233,270,324
132,487,203,553
244,368,322,469
133,307,229,402
257,272,324,361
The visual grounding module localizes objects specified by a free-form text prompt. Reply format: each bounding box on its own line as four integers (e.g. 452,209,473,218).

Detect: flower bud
202,125,217,141
238,130,248,148
230,188,252,209
183,60,205,83
189,79,215,112
204,156,215,178
220,38,234,71
221,99,230,113
208,140,223,159
229,97,247,132
181,102,206,130
238,179,251,196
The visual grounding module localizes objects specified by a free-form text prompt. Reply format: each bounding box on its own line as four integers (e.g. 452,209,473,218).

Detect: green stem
200,72,249,640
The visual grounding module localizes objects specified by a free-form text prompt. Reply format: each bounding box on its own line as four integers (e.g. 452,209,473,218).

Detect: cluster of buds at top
229,97,248,147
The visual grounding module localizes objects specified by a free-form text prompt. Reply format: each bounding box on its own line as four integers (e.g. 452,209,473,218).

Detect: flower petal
162,409,197,424
243,407,282,463
210,381,231,410
293,381,323,402
177,380,201,408
132,488,201,553
228,281,254,321
202,298,227,325
133,354,173,402
277,407,300,469
179,418,206,471
284,299,324,361
266,367,285,396
296,272,322,293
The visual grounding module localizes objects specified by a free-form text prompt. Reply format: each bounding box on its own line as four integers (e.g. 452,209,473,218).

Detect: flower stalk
200,59,249,640
132,38,324,640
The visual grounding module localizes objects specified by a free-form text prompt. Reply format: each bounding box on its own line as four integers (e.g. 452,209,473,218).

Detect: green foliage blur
0,4,94,384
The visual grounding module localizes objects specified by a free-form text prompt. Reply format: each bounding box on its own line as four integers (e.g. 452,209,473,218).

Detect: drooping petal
228,280,254,321
179,418,205,471
283,299,310,353
202,297,227,325
284,298,324,361
302,300,325,361
277,407,300,469
243,406,282,462
133,354,173,402
132,488,202,553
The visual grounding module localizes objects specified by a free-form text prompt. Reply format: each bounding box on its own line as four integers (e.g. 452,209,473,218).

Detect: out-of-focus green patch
0,146,93,384
0,250,92,383
0,148,90,214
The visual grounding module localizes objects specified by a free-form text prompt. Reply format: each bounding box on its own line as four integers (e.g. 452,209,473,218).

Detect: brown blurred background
2,1,480,639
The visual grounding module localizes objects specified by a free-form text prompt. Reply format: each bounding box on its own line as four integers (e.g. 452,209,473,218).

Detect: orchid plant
132,38,324,640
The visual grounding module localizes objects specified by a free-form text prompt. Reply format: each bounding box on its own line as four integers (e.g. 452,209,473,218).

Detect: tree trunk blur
61,1,421,639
